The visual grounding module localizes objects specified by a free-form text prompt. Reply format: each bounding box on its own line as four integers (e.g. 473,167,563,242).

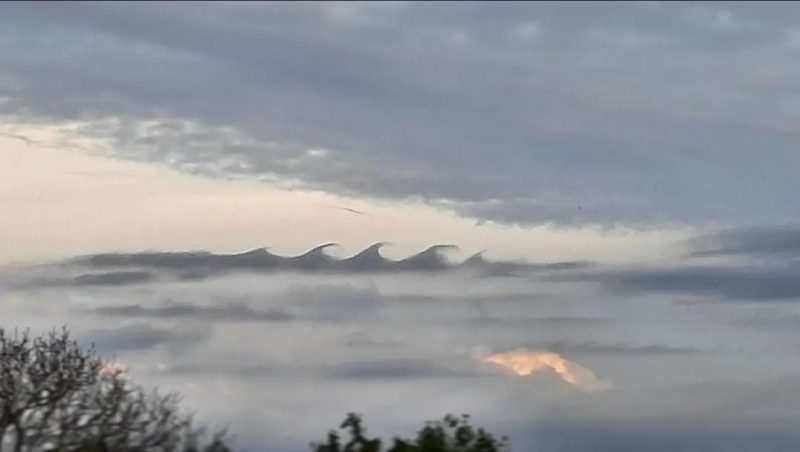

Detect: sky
2,2,800,450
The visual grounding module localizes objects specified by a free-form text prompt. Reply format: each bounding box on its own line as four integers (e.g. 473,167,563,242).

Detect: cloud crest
64,243,589,277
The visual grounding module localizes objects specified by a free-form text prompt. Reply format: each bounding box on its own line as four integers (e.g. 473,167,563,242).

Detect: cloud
82,322,212,354
88,300,295,322
600,265,800,301
543,340,707,356
483,348,613,392
462,315,612,329
528,226,800,302
5,5,800,449
12,270,156,288
70,271,155,286
166,363,292,379
279,283,383,322
519,418,800,452
70,244,456,274
86,283,383,323
8,243,582,290
61,244,591,279
688,224,800,257
545,254,800,301
166,359,486,381
463,250,592,277
3,3,800,226
323,359,485,380
344,333,403,350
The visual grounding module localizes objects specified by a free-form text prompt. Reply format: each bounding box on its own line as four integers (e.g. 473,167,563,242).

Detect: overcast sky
3,2,800,451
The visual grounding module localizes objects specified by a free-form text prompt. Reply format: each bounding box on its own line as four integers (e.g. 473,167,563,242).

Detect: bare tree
0,327,232,452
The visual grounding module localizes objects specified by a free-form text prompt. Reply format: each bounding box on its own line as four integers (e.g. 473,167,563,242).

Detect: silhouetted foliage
0,327,232,452
312,413,511,452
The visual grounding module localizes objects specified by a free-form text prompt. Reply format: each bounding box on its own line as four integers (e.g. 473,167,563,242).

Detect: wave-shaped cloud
64,243,591,278
1,244,591,290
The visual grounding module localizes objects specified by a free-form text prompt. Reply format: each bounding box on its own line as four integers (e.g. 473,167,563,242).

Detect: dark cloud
82,322,211,354
70,271,155,286
11,270,156,289
556,264,800,301
167,359,487,381
504,380,800,452
323,359,487,380
536,225,800,301
64,244,590,279
88,300,295,322
463,251,592,278
69,245,456,274
3,3,800,226
166,363,293,379
463,315,612,329
520,420,800,452
688,224,800,257
543,340,707,356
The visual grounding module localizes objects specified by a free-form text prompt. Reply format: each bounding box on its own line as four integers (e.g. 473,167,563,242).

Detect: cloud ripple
65,243,591,278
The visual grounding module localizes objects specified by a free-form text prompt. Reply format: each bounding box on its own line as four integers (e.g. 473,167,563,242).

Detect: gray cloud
69,245,456,274
85,282,384,323
344,334,404,350
521,420,800,452
463,251,592,278
688,224,800,258
70,271,155,286
506,377,800,451
166,363,292,379
323,359,487,380
13,270,156,289
3,3,800,226
543,340,708,356
463,315,612,329
82,322,212,354
535,224,800,303
88,300,295,322
63,244,590,279
167,359,487,381
557,264,800,301
7,245,800,450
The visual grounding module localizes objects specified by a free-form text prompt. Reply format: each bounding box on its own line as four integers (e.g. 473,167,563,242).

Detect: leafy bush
312,413,510,452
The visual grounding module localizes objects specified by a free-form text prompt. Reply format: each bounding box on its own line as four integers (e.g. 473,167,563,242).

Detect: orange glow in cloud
484,348,612,392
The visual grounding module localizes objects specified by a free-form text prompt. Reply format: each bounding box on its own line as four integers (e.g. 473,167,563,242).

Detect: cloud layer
3,3,800,226
3,230,800,451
